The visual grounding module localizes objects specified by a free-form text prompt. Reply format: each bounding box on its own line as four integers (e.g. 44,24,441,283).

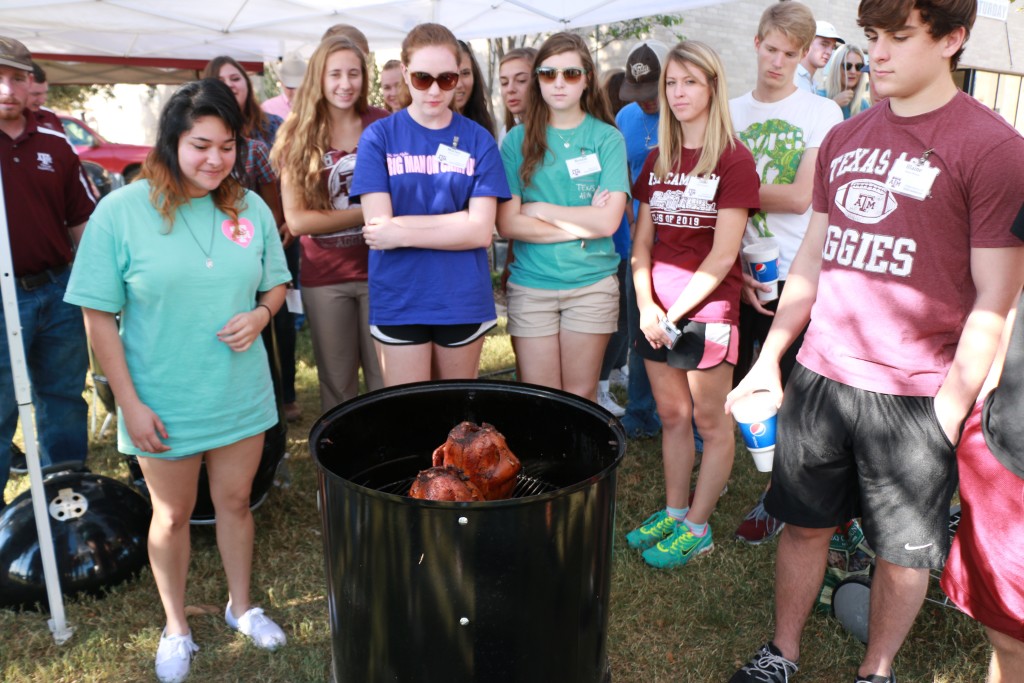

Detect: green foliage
593,14,686,51
47,84,115,113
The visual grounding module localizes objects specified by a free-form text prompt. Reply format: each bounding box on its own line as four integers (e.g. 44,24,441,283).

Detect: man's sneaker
854,672,896,683
641,524,713,568
155,629,198,683
609,366,629,390
625,510,677,550
596,388,625,417
729,642,798,682
225,604,287,651
734,492,784,545
9,443,26,474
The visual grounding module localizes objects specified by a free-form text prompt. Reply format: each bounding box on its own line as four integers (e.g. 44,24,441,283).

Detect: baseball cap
0,36,33,72
816,20,845,44
619,40,670,103
279,59,307,88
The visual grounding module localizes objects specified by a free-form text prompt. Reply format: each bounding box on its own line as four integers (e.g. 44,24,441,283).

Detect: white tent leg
0,162,73,644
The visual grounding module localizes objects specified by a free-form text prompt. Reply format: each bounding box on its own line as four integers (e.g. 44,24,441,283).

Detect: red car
59,115,151,182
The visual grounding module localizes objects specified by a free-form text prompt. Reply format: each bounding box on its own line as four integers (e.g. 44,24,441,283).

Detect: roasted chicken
430,422,521,500
408,422,522,501
408,466,483,502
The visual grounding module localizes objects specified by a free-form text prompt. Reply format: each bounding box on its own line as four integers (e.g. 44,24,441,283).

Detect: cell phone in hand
659,317,682,349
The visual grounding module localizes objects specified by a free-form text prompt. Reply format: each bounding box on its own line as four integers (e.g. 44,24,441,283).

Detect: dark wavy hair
858,0,975,69
140,78,247,228
457,40,495,137
201,55,269,140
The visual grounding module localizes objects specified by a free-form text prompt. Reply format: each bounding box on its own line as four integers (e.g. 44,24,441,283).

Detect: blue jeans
622,264,660,435
0,269,89,502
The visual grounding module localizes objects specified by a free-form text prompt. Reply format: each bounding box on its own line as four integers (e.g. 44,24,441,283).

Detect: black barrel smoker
311,380,625,683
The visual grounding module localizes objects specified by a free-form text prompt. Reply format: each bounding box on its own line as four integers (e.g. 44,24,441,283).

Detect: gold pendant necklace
180,207,216,269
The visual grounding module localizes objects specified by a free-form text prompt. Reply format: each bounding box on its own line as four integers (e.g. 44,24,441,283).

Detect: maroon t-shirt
632,142,760,325
300,107,388,287
0,111,95,276
802,92,1024,395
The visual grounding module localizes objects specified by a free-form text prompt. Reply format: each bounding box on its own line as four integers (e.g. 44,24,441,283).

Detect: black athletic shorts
764,364,958,569
370,320,497,348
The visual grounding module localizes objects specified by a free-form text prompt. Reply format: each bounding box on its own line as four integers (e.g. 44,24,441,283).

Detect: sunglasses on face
535,66,588,83
408,71,459,91
844,62,864,71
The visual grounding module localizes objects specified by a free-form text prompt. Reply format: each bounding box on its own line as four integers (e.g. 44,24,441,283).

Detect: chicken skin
429,422,522,500
408,466,484,502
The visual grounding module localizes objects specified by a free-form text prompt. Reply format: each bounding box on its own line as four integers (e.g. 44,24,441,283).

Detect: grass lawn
0,321,990,682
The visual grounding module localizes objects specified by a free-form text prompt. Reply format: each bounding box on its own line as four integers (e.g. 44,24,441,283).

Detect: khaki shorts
507,275,619,337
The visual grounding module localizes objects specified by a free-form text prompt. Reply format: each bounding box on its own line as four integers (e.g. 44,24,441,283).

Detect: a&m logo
835,179,898,225
36,152,55,172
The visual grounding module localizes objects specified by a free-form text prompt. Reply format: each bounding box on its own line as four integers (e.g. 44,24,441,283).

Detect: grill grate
378,472,558,499
368,458,562,500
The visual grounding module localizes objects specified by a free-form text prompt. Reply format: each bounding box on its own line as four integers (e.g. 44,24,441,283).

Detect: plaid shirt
241,137,277,191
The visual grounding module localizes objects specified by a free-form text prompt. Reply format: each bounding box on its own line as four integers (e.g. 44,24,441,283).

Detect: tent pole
0,162,74,645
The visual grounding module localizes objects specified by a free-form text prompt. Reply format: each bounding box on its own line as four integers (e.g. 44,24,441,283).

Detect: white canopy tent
0,0,729,83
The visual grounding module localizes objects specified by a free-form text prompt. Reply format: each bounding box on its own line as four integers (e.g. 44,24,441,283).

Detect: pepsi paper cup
731,392,779,473
742,241,780,303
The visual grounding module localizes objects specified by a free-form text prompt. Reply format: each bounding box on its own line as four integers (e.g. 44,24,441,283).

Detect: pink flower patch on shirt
222,218,254,247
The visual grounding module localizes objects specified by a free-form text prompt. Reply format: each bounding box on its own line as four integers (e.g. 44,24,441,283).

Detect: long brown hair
271,36,369,211
499,47,537,132
519,33,613,187
202,55,269,140
140,78,247,228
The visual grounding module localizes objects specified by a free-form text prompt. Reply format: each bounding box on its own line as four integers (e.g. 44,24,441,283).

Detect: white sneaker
155,629,198,683
609,366,629,390
597,389,626,417
225,603,287,651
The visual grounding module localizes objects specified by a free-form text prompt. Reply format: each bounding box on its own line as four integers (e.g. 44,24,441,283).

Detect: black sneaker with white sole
729,642,799,682
854,672,896,683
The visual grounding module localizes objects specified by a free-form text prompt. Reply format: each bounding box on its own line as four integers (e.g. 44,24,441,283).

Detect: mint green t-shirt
65,181,291,458
501,114,629,289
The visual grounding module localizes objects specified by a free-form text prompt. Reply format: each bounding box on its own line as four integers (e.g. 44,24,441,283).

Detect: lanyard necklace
179,206,217,269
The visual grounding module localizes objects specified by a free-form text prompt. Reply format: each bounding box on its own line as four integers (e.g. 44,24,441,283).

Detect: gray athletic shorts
764,364,958,569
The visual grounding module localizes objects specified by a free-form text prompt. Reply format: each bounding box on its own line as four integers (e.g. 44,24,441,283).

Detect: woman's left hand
363,217,405,250
217,308,270,352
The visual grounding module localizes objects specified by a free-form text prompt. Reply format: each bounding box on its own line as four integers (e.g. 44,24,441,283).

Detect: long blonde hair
270,36,369,211
654,41,736,179
825,44,870,116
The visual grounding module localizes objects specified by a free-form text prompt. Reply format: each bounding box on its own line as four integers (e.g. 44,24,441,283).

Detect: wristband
256,303,273,325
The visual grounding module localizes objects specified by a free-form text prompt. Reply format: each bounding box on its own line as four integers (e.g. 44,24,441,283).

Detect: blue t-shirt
64,181,291,457
615,103,661,259
501,114,629,289
350,110,510,325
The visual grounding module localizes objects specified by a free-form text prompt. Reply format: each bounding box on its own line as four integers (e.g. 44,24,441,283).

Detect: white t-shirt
729,88,843,279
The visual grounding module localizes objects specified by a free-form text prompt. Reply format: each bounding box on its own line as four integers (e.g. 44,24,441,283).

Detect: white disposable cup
730,391,778,425
748,446,775,473
742,242,780,303
732,392,779,473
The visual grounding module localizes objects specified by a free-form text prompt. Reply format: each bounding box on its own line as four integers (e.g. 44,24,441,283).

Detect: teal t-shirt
501,114,629,289
65,180,291,457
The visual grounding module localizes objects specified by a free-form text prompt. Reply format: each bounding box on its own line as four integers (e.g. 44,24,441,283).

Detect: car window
62,120,96,147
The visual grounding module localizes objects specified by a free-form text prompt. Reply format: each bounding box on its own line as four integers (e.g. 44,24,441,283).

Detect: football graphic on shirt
316,151,364,248
835,179,898,225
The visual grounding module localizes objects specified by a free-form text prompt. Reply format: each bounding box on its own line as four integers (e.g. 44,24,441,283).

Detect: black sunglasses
409,71,459,91
843,62,864,71
535,66,588,83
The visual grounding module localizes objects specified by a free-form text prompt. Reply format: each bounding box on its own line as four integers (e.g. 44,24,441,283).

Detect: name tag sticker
566,153,602,179
436,144,470,170
686,176,720,201
885,157,939,200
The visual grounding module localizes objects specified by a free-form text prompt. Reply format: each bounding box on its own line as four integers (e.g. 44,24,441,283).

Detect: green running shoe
626,510,678,550
642,524,714,568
